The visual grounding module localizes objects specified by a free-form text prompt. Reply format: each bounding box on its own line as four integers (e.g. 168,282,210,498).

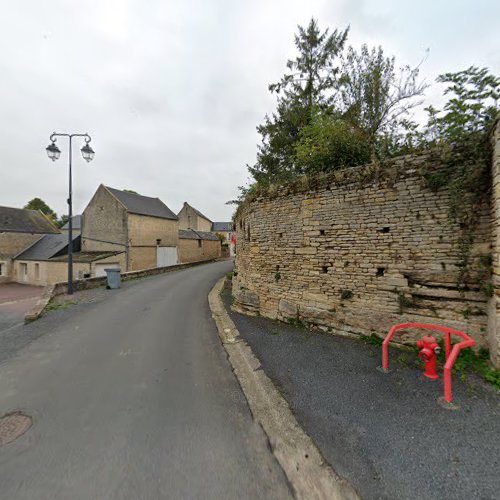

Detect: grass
436,344,500,389
45,300,77,312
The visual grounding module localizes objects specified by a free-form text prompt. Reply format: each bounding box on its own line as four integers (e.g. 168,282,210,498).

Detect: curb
209,277,359,500
24,285,56,324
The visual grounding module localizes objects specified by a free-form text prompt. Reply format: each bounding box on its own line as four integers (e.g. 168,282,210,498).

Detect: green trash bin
105,268,121,289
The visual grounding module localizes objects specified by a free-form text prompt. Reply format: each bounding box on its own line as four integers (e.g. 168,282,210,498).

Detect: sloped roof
105,186,178,220
50,250,124,263
179,202,212,223
179,229,219,241
61,215,82,230
16,233,80,261
0,206,60,234
212,222,233,232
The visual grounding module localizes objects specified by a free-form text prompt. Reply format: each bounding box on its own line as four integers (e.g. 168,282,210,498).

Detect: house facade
212,221,236,256
0,206,60,284
81,185,179,271
177,202,213,232
178,229,221,263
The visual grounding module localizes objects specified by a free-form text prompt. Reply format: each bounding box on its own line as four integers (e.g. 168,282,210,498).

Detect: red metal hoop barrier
382,322,475,403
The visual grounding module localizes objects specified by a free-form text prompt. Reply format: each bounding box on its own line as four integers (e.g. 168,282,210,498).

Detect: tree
422,66,500,216
269,18,348,112
24,198,57,221
294,110,371,174
249,19,349,186
338,45,427,155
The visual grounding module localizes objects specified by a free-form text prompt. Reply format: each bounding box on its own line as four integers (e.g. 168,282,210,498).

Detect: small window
321,266,328,274
156,239,162,245
35,263,40,280
0,262,4,276
376,267,385,277
319,229,325,236
198,239,202,248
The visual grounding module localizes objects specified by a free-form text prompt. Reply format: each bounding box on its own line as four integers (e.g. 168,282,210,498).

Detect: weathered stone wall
177,203,212,232
488,121,500,366
81,185,128,254
0,233,45,283
233,141,499,364
178,238,221,263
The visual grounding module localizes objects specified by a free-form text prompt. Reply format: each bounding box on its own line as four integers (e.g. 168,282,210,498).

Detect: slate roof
105,186,178,220
0,206,60,234
50,251,124,263
212,222,233,232
61,215,82,230
16,233,80,261
179,229,219,241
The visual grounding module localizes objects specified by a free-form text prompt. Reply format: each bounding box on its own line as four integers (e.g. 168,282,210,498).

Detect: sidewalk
221,288,500,500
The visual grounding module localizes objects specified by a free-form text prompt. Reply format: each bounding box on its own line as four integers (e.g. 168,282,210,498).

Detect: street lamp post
46,132,95,295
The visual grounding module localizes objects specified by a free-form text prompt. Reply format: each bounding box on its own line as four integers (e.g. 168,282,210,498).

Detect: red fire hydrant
417,335,440,379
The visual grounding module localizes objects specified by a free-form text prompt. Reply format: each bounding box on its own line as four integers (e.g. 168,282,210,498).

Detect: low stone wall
233,126,500,367
52,258,218,296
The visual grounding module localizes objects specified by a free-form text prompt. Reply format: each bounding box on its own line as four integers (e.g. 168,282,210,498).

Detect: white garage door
157,246,178,267
95,263,120,277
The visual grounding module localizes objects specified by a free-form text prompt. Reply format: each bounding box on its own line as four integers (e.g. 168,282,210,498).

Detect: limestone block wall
233,139,500,365
82,185,127,252
178,238,221,263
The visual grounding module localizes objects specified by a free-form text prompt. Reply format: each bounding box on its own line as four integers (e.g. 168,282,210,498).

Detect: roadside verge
209,277,359,500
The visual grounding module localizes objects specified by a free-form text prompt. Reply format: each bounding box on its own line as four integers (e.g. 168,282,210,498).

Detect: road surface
0,261,291,499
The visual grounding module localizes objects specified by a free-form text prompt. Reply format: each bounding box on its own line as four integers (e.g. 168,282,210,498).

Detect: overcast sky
1,0,499,221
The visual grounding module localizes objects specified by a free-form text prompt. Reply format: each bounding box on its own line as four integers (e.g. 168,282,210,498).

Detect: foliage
421,67,499,288
294,110,371,174
57,214,69,228
24,197,57,221
338,45,427,155
436,344,500,389
248,20,349,187
245,19,427,189
422,66,499,221
123,189,138,194
269,18,348,112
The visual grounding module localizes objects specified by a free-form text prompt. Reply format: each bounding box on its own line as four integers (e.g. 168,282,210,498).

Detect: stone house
60,215,82,234
177,202,213,232
178,229,221,263
212,221,236,256
14,231,125,286
0,206,60,283
81,185,180,271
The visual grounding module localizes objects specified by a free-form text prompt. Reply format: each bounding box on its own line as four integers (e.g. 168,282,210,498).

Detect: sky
1,0,499,221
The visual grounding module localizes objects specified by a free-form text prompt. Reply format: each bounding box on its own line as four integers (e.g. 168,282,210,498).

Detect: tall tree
269,19,349,112
338,45,427,155
249,19,349,185
24,198,57,221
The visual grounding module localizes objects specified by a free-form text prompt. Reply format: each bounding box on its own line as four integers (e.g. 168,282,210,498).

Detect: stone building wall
0,233,44,283
178,238,221,263
233,136,500,366
81,185,128,253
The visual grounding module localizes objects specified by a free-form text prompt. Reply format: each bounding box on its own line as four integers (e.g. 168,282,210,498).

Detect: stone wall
81,185,128,254
178,238,221,263
233,127,500,366
0,233,44,283
127,213,179,270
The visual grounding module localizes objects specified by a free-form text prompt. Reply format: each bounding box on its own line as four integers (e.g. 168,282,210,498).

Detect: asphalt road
0,261,291,500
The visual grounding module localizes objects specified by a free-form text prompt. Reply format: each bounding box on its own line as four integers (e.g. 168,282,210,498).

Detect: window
156,238,162,245
0,262,5,276
35,263,40,280
198,239,202,248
